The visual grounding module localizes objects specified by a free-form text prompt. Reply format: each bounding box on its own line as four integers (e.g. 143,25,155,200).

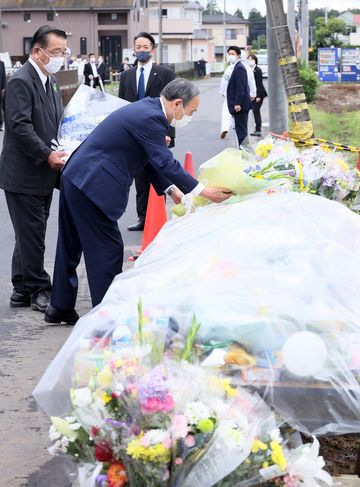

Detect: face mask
135,51,151,63
170,103,192,129
40,48,64,74
90,57,96,63
227,54,237,64
248,59,256,67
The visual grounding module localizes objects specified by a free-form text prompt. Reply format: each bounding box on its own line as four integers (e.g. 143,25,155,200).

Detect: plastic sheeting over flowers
35,191,360,437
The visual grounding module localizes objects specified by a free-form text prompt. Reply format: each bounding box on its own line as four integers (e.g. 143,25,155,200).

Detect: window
161,9,168,18
226,29,237,40
23,37,32,55
111,13,118,20
80,37,87,56
47,12,54,21
24,13,31,22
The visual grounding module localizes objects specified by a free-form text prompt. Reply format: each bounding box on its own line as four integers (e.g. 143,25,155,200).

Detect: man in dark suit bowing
227,48,252,147
119,32,175,231
45,78,233,324
0,26,68,312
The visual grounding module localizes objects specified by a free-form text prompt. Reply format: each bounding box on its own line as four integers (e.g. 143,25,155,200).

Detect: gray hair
161,78,200,106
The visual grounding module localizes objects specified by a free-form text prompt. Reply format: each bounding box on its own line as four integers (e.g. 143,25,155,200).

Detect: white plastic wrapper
58,84,129,154
35,192,360,437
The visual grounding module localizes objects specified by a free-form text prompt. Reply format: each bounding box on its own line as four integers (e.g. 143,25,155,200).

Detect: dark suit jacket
227,61,252,115
63,97,198,221
97,62,107,82
0,61,63,195
0,60,6,91
253,65,267,99
118,63,176,140
84,62,98,86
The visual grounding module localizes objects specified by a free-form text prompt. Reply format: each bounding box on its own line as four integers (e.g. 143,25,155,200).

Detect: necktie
45,77,55,114
137,67,145,100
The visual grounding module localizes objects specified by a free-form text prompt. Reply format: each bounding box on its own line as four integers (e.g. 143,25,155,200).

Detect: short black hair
134,32,156,49
227,46,241,55
89,53,95,57
248,53,258,64
30,25,67,50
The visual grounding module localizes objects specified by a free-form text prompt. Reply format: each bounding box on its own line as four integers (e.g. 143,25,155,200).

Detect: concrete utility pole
266,2,288,135
300,0,309,65
264,0,313,139
223,0,226,62
158,0,163,63
287,0,296,50
0,1,3,52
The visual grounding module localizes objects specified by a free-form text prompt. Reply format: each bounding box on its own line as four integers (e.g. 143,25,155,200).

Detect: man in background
97,55,107,89
84,53,100,88
118,32,175,231
0,59,6,131
0,25,68,312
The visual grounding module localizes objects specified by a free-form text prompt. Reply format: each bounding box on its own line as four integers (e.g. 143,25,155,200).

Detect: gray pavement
0,77,269,486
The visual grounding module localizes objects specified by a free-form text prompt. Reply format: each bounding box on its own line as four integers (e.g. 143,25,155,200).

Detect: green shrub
298,64,319,102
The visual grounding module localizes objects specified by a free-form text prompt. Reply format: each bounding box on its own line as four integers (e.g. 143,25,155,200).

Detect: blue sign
318,48,338,82
341,48,360,82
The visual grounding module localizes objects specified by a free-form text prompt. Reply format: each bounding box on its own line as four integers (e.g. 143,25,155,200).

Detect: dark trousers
135,168,150,221
51,177,124,309
233,111,249,146
5,191,53,296
252,98,264,132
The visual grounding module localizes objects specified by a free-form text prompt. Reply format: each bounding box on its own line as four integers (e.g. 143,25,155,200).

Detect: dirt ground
319,435,360,475
315,83,360,113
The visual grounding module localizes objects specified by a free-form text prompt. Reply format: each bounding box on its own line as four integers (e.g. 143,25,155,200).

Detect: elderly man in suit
119,32,176,232
0,26,68,312
227,48,252,147
45,78,232,325
0,59,6,130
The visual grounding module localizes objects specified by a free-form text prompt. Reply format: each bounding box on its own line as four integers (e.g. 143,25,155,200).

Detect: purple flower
137,365,169,403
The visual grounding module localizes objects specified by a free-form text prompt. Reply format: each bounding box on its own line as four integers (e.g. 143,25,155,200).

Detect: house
201,13,249,62
0,0,149,69
337,11,360,46
149,0,212,63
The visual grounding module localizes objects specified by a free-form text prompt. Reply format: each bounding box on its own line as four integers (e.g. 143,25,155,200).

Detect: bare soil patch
315,84,360,113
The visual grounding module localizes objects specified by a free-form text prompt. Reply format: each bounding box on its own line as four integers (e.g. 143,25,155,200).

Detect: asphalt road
0,77,269,486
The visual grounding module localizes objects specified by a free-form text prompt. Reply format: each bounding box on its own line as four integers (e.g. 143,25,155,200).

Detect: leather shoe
44,304,79,325
10,289,31,308
127,219,145,231
31,289,52,313
220,131,228,139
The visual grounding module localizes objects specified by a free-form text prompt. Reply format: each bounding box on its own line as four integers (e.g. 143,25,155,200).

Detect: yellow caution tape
290,138,360,152
289,102,308,113
287,93,307,103
288,121,314,141
278,55,297,66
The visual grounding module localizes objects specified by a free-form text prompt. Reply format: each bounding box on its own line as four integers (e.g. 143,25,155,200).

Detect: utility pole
287,0,296,50
158,0,163,63
0,0,3,52
300,0,309,65
266,2,288,135
223,0,226,62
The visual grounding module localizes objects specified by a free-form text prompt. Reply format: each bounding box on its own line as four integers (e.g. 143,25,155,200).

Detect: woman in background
247,53,267,137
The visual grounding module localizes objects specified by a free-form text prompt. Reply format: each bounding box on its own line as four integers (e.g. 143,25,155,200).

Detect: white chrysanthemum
71,387,93,407
270,428,282,443
49,424,61,441
60,436,70,452
185,401,211,425
142,429,170,445
48,439,62,456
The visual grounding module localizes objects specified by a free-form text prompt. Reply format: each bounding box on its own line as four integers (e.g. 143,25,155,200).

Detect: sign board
341,48,360,82
318,48,338,82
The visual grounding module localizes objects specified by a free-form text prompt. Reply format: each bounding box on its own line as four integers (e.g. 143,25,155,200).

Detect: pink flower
141,394,175,414
172,415,189,439
162,469,170,481
184,435,196,448
175,458,183,465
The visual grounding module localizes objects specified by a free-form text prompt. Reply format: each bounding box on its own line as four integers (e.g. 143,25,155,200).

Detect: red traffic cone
357,151,360,170
184,151,195,176
140,185,167,252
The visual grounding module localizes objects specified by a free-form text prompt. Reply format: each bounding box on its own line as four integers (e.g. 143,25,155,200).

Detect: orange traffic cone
357,151,360,170
184,151,195,176
140,185,167,252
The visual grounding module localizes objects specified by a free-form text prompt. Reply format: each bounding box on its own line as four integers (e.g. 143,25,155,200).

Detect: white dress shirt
90,62,98,77
29,57,48,92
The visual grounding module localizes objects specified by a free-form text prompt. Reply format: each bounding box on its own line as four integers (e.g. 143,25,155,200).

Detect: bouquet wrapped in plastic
58,84,129,155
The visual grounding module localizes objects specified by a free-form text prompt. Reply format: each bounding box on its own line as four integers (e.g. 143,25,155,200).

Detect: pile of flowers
47,304,331,486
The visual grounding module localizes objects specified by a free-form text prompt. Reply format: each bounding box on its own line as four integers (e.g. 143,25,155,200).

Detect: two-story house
0,0,149,69
338,11,360,46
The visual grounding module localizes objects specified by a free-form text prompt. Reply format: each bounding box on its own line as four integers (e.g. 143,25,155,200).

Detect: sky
199,0,359,17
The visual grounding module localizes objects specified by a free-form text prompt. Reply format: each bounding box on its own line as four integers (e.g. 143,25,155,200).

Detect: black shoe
220,131,228,139
31,289,52,313
44,304,79,325
127,219,145,231
10,289,31,308
250,131,262,137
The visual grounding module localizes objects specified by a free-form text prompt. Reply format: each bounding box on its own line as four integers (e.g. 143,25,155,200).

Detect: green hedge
298,64,319,103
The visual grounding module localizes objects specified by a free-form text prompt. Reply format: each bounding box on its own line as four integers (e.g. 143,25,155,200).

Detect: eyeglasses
41,46,71,58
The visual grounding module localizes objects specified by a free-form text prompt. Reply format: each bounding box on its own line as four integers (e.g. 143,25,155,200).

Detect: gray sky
200,0,358,17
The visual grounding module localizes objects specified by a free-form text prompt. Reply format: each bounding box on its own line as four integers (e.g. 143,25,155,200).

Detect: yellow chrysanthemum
270,441,287,471
97,365,113,388
251,439,268,453
127,438,170,463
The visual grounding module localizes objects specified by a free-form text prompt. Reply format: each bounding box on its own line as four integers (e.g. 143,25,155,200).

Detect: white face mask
90,57,96,63
227,54,237,64
40,48,64,74
248,59,256,67
170,103,192,129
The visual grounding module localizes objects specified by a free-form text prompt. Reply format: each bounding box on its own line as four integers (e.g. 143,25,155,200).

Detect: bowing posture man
45,79,232,325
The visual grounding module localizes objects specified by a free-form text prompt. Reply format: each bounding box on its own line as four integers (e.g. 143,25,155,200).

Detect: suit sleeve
118,71,126,98
132,113,198,195
5,78,52,165
1,63,6,89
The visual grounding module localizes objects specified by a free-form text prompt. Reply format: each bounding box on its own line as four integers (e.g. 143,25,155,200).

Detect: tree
247,9,266,44
314,17,348,47
202,0,222,15
234,8,244,19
